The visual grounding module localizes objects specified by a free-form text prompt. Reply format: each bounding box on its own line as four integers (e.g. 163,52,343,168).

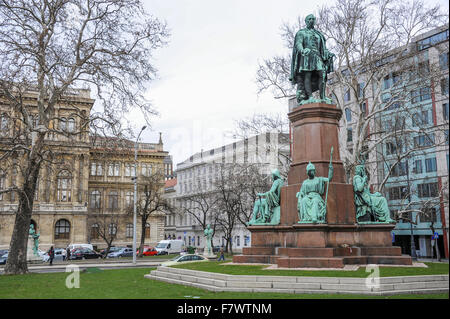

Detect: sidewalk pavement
0,259,164,272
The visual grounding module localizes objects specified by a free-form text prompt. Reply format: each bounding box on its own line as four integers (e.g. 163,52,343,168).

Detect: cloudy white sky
133,0,449,167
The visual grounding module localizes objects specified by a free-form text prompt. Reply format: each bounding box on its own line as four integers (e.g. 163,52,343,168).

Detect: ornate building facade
0,89,167,251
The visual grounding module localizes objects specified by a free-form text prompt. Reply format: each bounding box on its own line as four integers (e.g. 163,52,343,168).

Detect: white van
155,240,184,255
67,244,94,252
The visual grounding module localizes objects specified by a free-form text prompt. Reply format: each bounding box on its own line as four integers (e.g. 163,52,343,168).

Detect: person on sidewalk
217,247,225,261
47,246,55,266
66,247,71,261
62,248,66,261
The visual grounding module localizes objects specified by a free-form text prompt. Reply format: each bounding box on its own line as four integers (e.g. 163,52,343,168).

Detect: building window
125,191,133,209
107,162,120,176
124,163,135,177
444,103,449,121
425,157,437,173
413,159,423,174
417,30,449,50
390,161,408,177
67,118,75,132
413,134,435,148
108,191,119,210
418,182,438,198
0,113,9,135
55,219,70,239
441,77,449,95
439,52,449,70
411,87,431,104
344,108,352,122
412,110,431,126
108,223,117,236
344,89,351,102
420,208,437,223
347,128,353,142
388,186,408,200
235,236,240,247
0,170,5,201
141,163,152,177
89,190,101,209
145,223,150,238
385,142,397,155
57,170,72,202
90,162,103,176
59,117,67,131
91,224,99,239
126,224,133,238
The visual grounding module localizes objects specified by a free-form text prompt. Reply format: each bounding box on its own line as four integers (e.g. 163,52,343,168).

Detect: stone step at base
232,254,283,264
277,257,345,268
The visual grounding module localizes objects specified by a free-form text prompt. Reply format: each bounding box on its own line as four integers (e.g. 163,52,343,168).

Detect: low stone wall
145,266,449,296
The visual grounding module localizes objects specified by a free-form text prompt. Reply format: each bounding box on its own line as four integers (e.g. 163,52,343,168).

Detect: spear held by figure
324,146,334,215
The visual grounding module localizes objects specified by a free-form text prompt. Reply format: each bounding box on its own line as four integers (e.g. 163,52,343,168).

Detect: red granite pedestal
233,103,412,268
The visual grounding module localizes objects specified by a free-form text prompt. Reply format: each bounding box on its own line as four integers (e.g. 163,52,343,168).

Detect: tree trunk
139,217,146,257
4,160,40,275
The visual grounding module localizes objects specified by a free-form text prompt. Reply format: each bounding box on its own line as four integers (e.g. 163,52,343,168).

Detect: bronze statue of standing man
289,14,335,105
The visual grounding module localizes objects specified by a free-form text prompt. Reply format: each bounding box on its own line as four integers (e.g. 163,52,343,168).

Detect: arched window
59,117,67,131
67,118,75,132
91,223,99,239
55,219,70,239
0,113,9,135
126,223,133,238
108,191,119,210
108,223,117,236
90,190,101,209
0,169,5,201
57,170,72,202
145,223,150,238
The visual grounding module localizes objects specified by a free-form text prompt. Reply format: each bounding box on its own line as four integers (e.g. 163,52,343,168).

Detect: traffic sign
432,232,439,240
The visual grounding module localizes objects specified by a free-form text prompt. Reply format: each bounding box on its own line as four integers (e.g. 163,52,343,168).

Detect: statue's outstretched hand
302,48,311,56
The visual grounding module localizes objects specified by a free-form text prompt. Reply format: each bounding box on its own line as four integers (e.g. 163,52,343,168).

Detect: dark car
69,248,102,260
213,246,222,253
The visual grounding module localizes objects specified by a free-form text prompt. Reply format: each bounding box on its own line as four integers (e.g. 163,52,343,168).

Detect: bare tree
0,0,169,274
132,171,170,257
255,0,448,180
178,177,220,249
213,163,272,253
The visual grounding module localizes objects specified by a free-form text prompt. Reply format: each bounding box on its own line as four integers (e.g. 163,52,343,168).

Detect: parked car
161,254,208,267
107,247,134,258
0,252,8,265
0,249,8,257
69,248,102,260
155,240,184,255
140,247,158,256
53,248,66,261
67,244,94,253
100,246,126,257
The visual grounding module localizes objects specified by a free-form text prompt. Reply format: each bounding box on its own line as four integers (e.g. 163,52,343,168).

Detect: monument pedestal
27,236,42,263
233,103,412,268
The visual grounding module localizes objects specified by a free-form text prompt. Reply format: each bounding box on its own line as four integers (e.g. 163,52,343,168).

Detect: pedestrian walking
66,247,71,261
62,248,67,261
48,246,55,265
217,247,225,261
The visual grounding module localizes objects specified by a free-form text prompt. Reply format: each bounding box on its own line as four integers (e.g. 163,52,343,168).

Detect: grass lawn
172,261,450,278
0,266,447,299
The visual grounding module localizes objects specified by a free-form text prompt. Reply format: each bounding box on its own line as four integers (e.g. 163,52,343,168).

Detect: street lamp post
133,126,147,265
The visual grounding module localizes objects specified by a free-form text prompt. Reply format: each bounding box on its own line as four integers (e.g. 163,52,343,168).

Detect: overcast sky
134,0,449,168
